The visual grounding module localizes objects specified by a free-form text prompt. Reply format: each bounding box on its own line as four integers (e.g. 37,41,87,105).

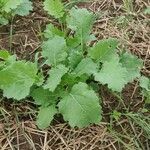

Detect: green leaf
0,50,11,70
0,55,17,70
144,7,150,14
2,0,23,13
0,61,38,100
89,38,118,62
5,55,16,65
43,0,64,18
120,52,143,82
140,76,150,91
74,58,98,76
0,50,10,60
68,51,83,69
67,36,80,48
14,0,33,16
30,87,55,106
0,62,5,70
44,65,68,92
37,105,57,129
144,92,150,104
58,82,102,127
61,73,89,90
42,36,67,66
44,24,64,39
94,57,127,92
67,7,95,43
0,0,5,9
35,73,44,87
0,16,8,25
87,34,97,42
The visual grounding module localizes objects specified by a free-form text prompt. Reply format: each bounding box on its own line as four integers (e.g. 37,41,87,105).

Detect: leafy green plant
0,0,146,129
0,0,33,25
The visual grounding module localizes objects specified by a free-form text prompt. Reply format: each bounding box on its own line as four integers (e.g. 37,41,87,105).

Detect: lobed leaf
94,56,127,92
44,64,68,92
67,7,95,44
89,38,118,62
0,61,38,100
44,24,64,39
120,52,143,82
43,0,64,18
42,36,67,66
2,0,23,13
14,0,33,16
58,82,102,127
30,87,55,107
68,46,83,69
37,105,57,129
74,58,98,76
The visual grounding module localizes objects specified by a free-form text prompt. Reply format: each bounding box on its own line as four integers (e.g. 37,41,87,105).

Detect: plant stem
9,16,14,52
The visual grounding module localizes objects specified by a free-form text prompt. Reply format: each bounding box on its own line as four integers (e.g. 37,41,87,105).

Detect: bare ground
0,0,150,149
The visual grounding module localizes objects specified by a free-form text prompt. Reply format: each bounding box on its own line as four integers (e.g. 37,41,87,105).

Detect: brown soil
0,0,150,150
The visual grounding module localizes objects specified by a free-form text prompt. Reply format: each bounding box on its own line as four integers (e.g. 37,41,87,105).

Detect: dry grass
0,0,150,149
0,118,114,150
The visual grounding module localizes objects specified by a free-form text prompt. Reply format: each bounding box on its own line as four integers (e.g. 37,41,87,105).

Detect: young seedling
0,0,33,25
0,0,147,130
